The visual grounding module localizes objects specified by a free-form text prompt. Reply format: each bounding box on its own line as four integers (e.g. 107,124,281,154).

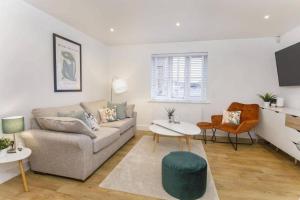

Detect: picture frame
53,33,82,92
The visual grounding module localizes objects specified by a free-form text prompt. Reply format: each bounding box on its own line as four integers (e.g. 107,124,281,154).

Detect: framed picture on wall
53,33,82,92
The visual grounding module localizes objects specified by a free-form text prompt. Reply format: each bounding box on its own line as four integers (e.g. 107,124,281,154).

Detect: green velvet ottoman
162,151,207,200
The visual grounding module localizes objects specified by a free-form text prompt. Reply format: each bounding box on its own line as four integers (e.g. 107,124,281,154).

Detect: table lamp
1,116,24,153
111,78,128,102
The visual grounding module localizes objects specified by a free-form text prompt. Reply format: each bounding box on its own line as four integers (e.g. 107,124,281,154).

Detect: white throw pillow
222,110,241,125
98,108,117,123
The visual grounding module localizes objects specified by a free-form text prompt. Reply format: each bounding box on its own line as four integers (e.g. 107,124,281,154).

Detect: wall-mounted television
275,42,300,86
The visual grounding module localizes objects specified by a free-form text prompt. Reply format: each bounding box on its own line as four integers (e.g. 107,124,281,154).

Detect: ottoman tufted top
162,151,207,173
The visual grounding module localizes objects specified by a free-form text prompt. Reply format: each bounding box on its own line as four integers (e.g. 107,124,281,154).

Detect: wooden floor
1,131,300,200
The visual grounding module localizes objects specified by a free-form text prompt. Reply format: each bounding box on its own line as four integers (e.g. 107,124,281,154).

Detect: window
151,53,208,102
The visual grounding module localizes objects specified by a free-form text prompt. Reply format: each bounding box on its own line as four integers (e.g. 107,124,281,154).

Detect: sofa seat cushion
100,118,135,133
93,127,120,153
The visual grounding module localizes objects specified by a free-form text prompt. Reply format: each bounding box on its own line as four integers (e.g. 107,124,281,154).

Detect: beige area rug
99,136,219,200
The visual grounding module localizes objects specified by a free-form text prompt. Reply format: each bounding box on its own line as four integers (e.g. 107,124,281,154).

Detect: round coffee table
149,120,200,151
0,147,31,192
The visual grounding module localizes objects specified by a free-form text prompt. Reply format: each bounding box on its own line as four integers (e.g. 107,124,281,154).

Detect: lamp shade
112,78,128,94
2,116,24,134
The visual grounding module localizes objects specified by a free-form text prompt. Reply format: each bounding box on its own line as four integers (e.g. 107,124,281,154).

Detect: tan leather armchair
211,102,259,150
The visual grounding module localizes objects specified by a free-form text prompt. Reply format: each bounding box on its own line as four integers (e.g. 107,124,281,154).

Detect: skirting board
0,159,30,184
136,124,257,139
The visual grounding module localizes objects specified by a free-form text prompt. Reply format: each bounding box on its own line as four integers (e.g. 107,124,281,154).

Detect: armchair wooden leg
227,133,238,151
212,128,217,142
248,132,254,144
227,132,254,151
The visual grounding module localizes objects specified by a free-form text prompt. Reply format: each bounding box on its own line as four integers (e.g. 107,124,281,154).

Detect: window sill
149,99,210,104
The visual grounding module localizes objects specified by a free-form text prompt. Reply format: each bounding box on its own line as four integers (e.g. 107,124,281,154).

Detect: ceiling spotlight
264,15,270,19
110,28,115,32
176,22,180,27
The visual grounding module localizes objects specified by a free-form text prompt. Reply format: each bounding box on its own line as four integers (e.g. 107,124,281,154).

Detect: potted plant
165,108,175,123
258,93,277,107
0,137,11,157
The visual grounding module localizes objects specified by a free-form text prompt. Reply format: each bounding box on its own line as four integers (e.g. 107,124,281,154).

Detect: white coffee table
0,147,31,192
149,120,201,151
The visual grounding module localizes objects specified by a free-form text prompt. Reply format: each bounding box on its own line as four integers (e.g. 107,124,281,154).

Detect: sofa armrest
21,129,93,180
132,112,137,133
21,129,93,152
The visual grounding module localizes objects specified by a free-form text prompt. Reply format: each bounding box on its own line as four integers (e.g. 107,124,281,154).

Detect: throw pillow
84,112,100,131
80,100,107,123
98,108,117,123
36,117,96,139
57,111,89,125
108,102,127,120
222,110,242,125
126,104,135,118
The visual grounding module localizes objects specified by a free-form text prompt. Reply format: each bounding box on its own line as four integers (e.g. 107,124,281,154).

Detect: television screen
275,42,300,86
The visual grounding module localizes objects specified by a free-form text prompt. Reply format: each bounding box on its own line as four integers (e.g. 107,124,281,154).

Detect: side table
0,147,31,192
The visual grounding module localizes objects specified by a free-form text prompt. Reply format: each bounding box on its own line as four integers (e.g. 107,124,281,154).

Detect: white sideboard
257,106,300,163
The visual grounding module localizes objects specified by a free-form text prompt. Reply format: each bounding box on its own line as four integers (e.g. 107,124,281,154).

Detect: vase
264,102,270,107
168,115,173,123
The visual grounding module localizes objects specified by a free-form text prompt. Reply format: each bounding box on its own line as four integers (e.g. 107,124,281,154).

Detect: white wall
108,38,279,130
277,26,300,109
0,0,108,183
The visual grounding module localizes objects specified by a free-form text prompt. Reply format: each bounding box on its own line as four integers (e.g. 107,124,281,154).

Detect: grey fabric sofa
21,100,136,181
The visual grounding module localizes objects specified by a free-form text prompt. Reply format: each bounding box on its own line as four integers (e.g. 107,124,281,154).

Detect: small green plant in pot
165,107,176,123
258,93,277,107
0,137,11,157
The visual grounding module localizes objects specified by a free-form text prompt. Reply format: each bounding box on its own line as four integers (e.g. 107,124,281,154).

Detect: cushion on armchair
222,110,241,125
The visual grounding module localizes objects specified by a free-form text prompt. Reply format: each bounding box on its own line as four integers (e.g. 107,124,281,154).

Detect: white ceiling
24,0,300,45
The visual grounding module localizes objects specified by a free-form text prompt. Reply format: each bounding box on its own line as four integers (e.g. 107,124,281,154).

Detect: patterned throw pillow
108,102,127,120
84,112,100,131
222,110,242,125
98,108,117,123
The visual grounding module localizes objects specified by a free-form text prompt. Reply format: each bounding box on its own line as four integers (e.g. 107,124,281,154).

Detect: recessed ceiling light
176,22,180,27
110,28,115,32
264,15,270,19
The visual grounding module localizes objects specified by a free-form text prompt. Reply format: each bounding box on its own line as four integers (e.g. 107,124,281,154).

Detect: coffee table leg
153,136,157,152
177,137,183,151
188,136,192,151
18,160,29,192
153,133,156,141
157,134,160,143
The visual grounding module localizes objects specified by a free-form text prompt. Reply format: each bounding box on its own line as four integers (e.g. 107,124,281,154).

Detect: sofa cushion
36,117,96,139
108,102,127,120
100,118,135,133
80,100,107,123
98,108,117,123
126,104,135,118
93,127,120,153
32,104,84,118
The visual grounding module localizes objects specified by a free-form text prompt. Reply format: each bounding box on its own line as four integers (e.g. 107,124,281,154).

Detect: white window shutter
151,53,208,102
